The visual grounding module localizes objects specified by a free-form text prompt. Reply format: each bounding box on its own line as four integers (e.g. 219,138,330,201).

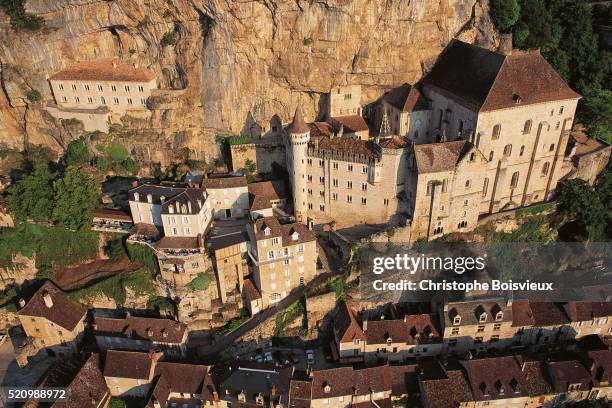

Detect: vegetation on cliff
0,0,45,31
489,0,612,142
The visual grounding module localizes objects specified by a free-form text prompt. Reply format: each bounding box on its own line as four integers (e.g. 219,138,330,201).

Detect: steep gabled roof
383,83,429,112
334,302,366,343
18,281,86,331
413,140,470,174
422,40,580,112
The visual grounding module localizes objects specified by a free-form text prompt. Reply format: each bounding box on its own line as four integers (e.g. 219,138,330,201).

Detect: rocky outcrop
0,0,496,163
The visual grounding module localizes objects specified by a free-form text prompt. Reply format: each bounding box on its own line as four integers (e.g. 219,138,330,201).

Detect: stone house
208,230,249,303
563,301,612,339
47,59,156,132
202,175,249,219
246,216,318,308
104,350,161,397
511,300,573,349
248,180,290,220
441,299,514,355
242,278,262,315
91,311,188,357
154,235,210,287
332,303,443,363
17,281,86,358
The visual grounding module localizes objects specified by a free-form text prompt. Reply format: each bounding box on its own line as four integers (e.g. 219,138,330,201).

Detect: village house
208,230,249,304
104,350,161,397
91,208,133,234
246,216,318,308
154,235,210,287
327,85,369,140
563,301,612,338
91,311,188,357
202,175,250,219
441,299,515,355
248,179,290,219
217,361,293,408
17,281,86,358
47,59,157,132
23,353,109,408
332,302,443,364
242,278,263,315
511,300,573,349
376,83,431,142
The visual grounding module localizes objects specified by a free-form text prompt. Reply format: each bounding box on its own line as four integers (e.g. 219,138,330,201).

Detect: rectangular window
319,176,324,184
361,183,367,191
347,181,352,189
272,237,279,245
100,96,106,105
332,192,338,200
138,85,144,92
383,198,389,206
97,84,103,92
58,84,64,90
333,179,338,187
347,195,352,203
111,85,117,92
124,85,130,92
74,96,80,103
71,84,77,91
184,227,191,235
127,98,133,105
348,164,353,172
113,97,119,105
493,323,502,331
84,84,90,91
61,96,67,103
362,166,367,173
87,97,93,104
361,197,366,205
140,98,146,105
283,259,290,266
333,162,338,170
182,216,189,224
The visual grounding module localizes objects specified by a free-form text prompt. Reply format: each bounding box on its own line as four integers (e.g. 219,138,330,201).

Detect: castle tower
286,105,311,223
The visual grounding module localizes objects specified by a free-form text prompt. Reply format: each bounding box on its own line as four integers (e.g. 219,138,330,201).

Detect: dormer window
510,378,520,393
479,312,487,323
255,393,264,406
264,226,271,236
495,380,504,395
479,382,489,396
147,194,152,203
496,311,503,321
169,206,174,214
238,391,246,402
134,192,140,201
160,195,166,204
453,316,461,325
386,338,392,346
292,232,299,241
323,383,331,393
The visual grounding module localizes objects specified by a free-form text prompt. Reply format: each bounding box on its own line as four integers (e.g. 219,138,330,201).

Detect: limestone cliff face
0,0,496,162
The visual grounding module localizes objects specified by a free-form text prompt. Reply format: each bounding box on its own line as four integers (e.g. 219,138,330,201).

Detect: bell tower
286,105,311,223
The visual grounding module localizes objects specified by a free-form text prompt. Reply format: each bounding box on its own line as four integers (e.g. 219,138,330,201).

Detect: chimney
187,201,192,213
363,319,367,330
42,291,53,308
18,298,26,308
498,33,513,56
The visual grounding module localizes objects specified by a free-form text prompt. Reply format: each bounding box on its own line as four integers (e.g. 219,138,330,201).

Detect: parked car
255,354,264,363
306,349,315,365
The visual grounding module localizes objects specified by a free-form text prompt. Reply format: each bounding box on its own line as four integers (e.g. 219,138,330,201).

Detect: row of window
57,83,145,93
60,95,146,106
306,179,369,191
305,159,368,173
492,115,564,140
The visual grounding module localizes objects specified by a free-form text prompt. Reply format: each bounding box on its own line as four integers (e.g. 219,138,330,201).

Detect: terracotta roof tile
413,140,470,174
383,83,429,112
253,217,315,246
333,302,366,343
243,279,262,301
309,122,334,138
19,281,86,331
52,354,109,408
288,105,310,134
93,314,187,344
378,136,409,149
50,59,156,82
465,356,529,401
330,115,370,134
422,40,579,112
310,136,378,159
203,175,248,189
104,350,155,379
564,301,612,322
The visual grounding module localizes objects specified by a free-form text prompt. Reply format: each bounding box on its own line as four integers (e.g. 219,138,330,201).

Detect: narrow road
199,242,341,357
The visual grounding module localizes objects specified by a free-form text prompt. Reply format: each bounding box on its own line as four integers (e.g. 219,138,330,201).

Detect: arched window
510,172,519,188
492,124,501,139
519,145,525,156
549,143,555,152
523,120,532,134
489,151,494,161
503,144,512,156
541,162,550,176
465,180,471,189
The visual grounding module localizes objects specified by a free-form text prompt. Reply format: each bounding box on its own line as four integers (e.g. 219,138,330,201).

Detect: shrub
106,143,129,163
65,139,89,166
160,30,178,47
105,237,127,261
0,0,45,31
26,89,42,102
188,273,210,291
302,37,313,46
95,155,109,172
122,158,139,175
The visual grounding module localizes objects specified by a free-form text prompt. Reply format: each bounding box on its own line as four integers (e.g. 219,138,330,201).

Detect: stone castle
248,38,592,240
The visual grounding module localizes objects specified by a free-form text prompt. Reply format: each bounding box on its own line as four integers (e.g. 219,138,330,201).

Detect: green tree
51,166,98,230
65,139,89,167
6,166,56,222
490,0,520,32
122,158,139,175
95,155,109,172
578,86,612,143
557,178,607,240
513,0,555,50
106,143,129,163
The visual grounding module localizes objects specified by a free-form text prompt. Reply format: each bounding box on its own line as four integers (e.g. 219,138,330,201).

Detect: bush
126,243,159,275
105,238,127,260
489,0,520,32
0,0,45,31
106,143,129,162
65,139,89,167
122,158,139,175
188,273,210,291
160,30,178,47
26,89,42,102
95,155,109,172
